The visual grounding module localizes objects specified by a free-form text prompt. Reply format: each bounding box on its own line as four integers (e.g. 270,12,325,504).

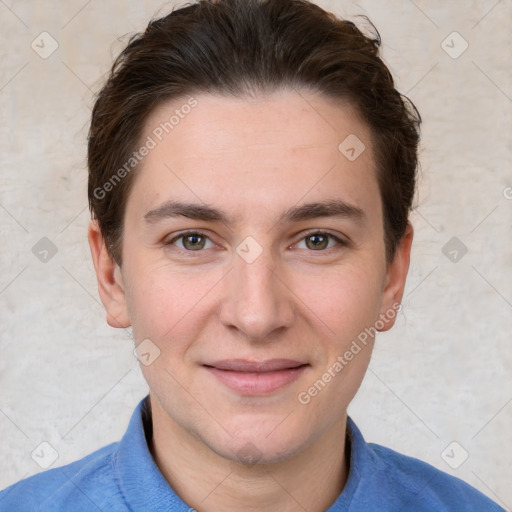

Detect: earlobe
377,222,414,332
87,220,131,328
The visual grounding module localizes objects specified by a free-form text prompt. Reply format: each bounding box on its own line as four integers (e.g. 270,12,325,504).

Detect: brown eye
165,231,214,251
295,232,345,252
182,234,206,250
305,233,329,250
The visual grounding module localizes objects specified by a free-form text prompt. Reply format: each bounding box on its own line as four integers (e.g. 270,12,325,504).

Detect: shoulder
340,417,504,511
0,441,127,512
365,442,504,511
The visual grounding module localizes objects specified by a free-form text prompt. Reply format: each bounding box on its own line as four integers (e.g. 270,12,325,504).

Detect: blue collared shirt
0,396,504,511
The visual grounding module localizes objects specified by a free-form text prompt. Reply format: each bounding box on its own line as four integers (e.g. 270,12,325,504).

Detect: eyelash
163,230,346,255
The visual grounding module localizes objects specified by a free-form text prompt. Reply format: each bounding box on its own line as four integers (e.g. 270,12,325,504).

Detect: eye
165,231,215,251
295,231,345,251
164,230,345,254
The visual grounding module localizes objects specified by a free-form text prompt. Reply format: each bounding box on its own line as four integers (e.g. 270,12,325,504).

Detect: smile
203,359,309,395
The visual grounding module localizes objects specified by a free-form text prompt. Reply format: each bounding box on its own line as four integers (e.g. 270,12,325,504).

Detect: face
89,88,412,465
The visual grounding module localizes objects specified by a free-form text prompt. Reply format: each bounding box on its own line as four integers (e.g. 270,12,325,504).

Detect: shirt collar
114,395,368,511
113,396,191,511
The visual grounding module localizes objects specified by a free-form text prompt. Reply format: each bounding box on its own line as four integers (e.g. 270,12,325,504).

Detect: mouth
203,359,309,395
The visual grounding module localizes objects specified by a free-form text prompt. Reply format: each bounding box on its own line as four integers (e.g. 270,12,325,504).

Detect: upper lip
204,359,307,372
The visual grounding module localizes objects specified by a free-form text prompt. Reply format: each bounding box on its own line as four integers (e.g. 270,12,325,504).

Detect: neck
148,397,349,512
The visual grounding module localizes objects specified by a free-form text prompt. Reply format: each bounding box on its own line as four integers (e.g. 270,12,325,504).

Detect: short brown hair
88,0,421,266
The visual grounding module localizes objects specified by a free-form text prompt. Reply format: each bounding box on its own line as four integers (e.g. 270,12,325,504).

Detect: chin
199,416,314,467
213,436,307,467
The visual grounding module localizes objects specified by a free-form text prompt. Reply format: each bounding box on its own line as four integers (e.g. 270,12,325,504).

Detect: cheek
125,261,225,348
125,253,384,349
292,262,384,341
292,267,383,413
126,268,209,397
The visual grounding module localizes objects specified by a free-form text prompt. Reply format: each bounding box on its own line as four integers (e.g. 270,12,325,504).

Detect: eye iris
306,234,328,250
183,234,205,250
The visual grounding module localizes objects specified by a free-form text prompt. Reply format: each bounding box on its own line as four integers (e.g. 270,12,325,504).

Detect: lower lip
205,365,308,395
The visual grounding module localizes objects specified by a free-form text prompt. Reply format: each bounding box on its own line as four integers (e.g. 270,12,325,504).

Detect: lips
203,359,308,395
205,359,305,372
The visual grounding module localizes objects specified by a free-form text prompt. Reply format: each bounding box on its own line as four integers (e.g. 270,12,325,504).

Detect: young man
0,0,505,510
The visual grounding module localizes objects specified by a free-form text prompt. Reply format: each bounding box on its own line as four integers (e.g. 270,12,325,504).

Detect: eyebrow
143,199,365,225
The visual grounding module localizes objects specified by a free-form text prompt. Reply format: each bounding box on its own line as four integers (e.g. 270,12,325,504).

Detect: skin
88,88,413,512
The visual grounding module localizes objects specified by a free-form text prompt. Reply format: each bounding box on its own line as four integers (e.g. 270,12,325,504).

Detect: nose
218,243,295,343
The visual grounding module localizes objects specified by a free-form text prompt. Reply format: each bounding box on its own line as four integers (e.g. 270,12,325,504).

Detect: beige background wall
1,0,511,508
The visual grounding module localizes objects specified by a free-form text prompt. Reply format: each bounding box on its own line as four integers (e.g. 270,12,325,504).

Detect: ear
87,220,131,328
377,222,413,332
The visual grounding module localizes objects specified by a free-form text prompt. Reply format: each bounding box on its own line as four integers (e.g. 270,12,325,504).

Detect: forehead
143,89,371,157
127,89,381,226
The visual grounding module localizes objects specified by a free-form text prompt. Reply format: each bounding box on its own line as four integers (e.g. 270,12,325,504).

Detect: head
88,0,420,465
